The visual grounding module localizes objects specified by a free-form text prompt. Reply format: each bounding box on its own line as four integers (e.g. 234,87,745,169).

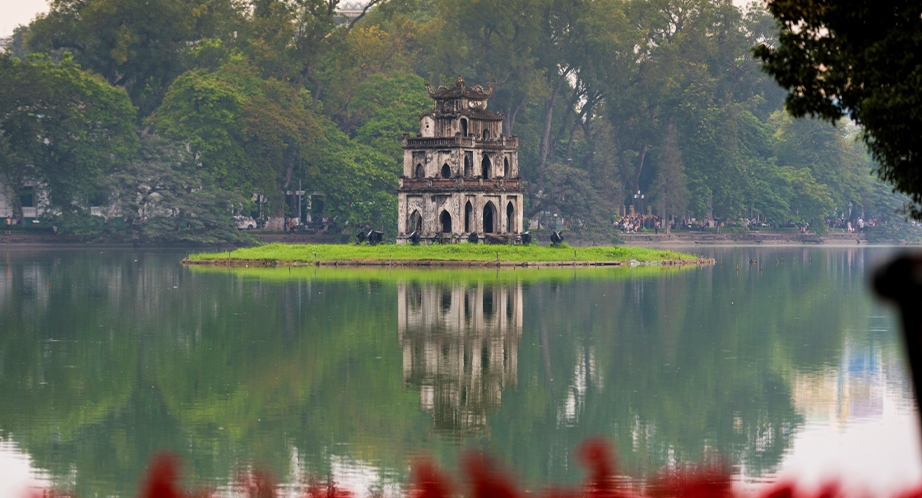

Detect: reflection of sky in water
766,319,922,495
0,441,50,497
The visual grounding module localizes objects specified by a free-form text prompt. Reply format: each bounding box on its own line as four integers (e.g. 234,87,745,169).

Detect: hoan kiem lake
0,245,920,496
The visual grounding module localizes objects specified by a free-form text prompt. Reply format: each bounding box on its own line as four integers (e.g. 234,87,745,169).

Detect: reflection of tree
486,248,893,487
0,248,908,496
397,282,522,437
0,251,426,496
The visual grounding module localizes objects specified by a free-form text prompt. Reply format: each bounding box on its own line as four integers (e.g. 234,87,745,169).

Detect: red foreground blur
23,439,922,498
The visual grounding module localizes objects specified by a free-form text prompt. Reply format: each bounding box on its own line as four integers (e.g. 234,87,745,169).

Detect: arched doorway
464,155,472,177
409,210,422,233
483,202,497,233
483,129,491,140
503,157,509,177
415,164,424,179
461,118,469,137
481,156,491,178
506,202,515,233
441,163,451,178
440,210,452,233
464,201,473,232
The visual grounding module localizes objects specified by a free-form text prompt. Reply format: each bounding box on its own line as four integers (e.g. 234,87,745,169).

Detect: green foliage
650,123,689,221
754,0,922,219
9,0,920,243
27,0,241,117
42,211,107,237
348,72,431,162
0,52,138,221
110,134,249,244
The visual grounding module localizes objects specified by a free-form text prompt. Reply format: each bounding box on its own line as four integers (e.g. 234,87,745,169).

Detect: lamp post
633,190,645,216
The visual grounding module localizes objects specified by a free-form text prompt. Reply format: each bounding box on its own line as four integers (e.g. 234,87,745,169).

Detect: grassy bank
186,263,697,282
187,243,700,265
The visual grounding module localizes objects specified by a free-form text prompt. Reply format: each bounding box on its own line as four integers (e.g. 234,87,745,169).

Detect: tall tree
240,0,394,108
150,56,322,204
650,123,689,231
754,0,922,218
27,0,242,117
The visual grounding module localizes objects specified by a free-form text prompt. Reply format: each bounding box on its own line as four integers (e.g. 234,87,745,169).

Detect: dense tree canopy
0,53,137,221
3,0,918,241
754,0,922,218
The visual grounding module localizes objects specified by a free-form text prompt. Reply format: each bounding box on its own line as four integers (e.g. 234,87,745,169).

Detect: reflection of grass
186,264,696,283
189,243,697,263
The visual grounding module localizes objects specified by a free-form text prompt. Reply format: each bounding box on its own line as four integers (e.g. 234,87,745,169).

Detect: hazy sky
1,0,48,38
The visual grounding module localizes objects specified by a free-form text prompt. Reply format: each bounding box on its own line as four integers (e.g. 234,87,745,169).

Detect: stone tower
397,77,524,244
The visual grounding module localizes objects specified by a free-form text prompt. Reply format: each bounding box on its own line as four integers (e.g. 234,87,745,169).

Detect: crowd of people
827,217,878,233
612,212,883,235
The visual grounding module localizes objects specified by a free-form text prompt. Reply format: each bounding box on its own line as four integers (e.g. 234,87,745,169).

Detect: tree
239,0,394,108
111,134,245,244
754,0,922,218
650,123,689,232
27,0,242,117
346,71,431,163
150,55,325,208
302,121,399,235
0,53,138,222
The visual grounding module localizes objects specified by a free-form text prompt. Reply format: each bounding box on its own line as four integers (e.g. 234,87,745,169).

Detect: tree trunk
504,97,526,136
632,143,649,195
538,71,569,172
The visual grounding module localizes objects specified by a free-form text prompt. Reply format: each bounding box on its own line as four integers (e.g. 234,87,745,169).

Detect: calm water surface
0,246,919,496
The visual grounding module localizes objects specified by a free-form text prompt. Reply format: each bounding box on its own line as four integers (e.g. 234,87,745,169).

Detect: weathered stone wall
398,191,523,238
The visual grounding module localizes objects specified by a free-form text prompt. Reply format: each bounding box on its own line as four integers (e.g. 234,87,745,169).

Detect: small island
182,243,713,268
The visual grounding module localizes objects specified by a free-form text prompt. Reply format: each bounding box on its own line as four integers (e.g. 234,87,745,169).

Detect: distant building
0,181,48,220
336,2,370,21
397,77,525,243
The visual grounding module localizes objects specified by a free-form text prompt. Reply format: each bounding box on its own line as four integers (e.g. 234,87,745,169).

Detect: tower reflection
398,281,522,436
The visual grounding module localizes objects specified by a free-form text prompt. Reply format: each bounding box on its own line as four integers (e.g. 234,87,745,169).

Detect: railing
403,135,518,149
400,178,521,190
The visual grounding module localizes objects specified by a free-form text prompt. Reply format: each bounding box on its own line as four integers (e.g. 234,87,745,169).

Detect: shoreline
180,257,716,268
1,230,918,249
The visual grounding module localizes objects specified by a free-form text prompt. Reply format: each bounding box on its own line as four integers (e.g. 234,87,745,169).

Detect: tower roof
425,76,494,100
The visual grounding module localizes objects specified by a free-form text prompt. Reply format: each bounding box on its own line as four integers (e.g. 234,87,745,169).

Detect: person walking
5,216,10,235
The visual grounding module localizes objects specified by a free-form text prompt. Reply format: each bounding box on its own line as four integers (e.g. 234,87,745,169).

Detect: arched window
503,157,510,177
464,201,473,232
409,210,422,233
461,118,468,137
440,210,452,233
483,128,491,140
506,202,515,233
441,163,451,178
464,154,472,177
415,164,424,179
481,156,491,178
483,202,496,233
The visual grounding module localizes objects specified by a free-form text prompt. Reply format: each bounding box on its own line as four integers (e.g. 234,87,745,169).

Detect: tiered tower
397,77,524,243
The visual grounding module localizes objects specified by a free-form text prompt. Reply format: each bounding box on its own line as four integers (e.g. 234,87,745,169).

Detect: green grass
186,264,695,283
188,243,698,263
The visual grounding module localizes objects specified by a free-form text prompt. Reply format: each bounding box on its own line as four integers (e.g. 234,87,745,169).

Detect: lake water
0,246,920,497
